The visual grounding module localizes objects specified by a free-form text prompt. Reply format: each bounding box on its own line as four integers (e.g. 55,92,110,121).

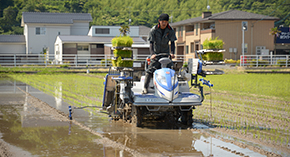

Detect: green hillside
0,0,289,35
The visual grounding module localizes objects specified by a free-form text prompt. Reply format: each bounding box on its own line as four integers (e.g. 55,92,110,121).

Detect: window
178,26,183,37
195,41,199,51
36,27,46,35
77,45,89,51
97,44,104,48
195,23,199,35
180,26,183,37
95,28,110,34
191,42,195,53
186,45,189,54
185,25,194,32
202,22,215,30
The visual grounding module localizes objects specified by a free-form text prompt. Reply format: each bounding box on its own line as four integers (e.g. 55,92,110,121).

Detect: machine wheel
131,106,143,127
181,110,193,126
122,103,131,122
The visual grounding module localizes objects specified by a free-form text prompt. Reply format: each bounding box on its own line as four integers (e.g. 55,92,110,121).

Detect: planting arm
199,78,213,87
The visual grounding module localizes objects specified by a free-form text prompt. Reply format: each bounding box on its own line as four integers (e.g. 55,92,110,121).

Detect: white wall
88,26,139,37
54,36,63,63
26,24,71,55
70,21,90,35
0,43,26,54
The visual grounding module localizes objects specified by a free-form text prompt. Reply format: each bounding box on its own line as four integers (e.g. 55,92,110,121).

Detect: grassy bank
0,66,109,74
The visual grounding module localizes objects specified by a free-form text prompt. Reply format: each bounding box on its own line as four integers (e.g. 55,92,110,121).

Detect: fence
240,55,290,67
0,54,194,67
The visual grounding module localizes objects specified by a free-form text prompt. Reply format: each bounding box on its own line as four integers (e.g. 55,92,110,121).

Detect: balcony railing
200,29,215,34
185,31,195,36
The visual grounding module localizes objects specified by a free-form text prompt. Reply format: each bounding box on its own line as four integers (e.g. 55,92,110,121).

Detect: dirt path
0,140,13,157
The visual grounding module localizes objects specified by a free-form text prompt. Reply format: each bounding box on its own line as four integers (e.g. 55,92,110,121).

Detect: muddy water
0,77,131,157
0,77,272,157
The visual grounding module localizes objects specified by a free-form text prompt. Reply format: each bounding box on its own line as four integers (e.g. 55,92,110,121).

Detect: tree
0,6,18,33
119,25,130,36
269,27,281,55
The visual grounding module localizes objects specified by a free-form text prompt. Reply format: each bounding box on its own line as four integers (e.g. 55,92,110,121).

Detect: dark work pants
144,56,173,89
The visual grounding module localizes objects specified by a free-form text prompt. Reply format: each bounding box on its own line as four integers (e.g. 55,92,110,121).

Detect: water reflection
55,81,62,110
0,78,131,157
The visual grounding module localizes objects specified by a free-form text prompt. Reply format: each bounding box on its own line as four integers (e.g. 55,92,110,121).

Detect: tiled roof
171,10,279,26
22,12,92,24
138,26,151,36
58,35,146,43
209,10,279,20
0,35,25,43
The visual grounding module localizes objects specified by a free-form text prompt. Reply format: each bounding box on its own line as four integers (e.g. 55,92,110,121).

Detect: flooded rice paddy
1,74,290,157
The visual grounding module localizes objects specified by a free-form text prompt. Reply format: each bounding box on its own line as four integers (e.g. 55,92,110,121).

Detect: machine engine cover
153,68,179,101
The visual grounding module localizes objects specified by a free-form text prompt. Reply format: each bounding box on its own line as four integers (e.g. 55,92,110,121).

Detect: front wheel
181,110,193,126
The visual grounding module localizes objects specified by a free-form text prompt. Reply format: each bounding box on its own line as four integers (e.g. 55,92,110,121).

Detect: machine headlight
156,73,167,86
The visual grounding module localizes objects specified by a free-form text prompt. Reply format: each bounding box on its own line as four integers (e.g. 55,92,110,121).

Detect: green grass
204,73,290,101
9,73,106,110
0,66,110,74
193,73,290,147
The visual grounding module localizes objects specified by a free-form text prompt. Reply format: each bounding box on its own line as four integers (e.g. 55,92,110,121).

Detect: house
171,10,279,60
88,25,150,41
54,26,150,64
0,35,26,54
54,35,147,63
21,12,92,56
0,12,151,65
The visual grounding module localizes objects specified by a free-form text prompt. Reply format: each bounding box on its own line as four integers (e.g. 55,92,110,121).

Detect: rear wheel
131,106,143,127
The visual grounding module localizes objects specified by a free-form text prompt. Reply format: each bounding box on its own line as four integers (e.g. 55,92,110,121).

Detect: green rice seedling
111,36,133,47
113,49,132,58
202,37,224,49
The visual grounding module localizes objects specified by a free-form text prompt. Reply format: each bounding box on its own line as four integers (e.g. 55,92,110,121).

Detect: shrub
202,52,223,61
224,59,237,64
101,59,112,66
250,59,269,66
60,61,70,68
60,64,69,68
203,37,224,50
277,59,290,67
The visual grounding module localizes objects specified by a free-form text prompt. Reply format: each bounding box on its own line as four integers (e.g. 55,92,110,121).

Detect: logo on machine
145,99,156,102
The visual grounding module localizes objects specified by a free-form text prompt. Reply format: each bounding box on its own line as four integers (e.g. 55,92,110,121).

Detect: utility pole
242,21,247,66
